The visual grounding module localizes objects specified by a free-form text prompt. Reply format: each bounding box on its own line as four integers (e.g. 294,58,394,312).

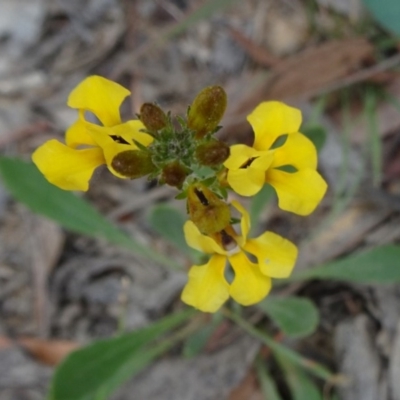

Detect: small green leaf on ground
226,310,334,381
48,309,194,400
277,354,323,400
292,245,400,283
258,296,319,338
362,0,400,36
148,204,190,256
255,357,283,400
182,313,223,358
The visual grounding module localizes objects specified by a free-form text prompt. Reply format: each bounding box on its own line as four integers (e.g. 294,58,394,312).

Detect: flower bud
195,139,230,166
187,183,230,234
187,86,227,139
111,150,156,179
161,161,189,188
139,103,167,132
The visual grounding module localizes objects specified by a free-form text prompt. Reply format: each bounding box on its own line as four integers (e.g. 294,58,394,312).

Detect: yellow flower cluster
32,76,327,313
33,76,153,191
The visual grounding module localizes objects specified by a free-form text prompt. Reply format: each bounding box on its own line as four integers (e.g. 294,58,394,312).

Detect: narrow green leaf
0,157,180,270
292,245,400,283
255,357,283,400
49,309,194,400
362,0,400,36
258,297,319,338
226,310,334,381
277,354,323,400
182,313,223,357
148,204,190,256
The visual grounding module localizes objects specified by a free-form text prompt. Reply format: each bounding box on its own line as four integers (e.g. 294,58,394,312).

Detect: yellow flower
32,76,153,191
181,200,298,312
224,102,327,215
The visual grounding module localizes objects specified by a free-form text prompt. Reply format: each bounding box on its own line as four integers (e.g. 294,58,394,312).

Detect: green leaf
249,185,274,232
293,245,400,283
302,125,327,152
148,204,204,263
183,324,214,358
0,157,180,270
182,313,223,357
255,357,283,400
362,0,400,36
49,309,194,400
226,310,334,381
258,297,319,338
277,354,323,400
148,204,190,255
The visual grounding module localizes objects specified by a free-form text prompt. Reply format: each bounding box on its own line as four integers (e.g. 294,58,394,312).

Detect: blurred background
1,0,400,399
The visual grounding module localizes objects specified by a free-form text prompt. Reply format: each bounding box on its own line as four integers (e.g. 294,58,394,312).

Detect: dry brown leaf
268,38,374,98
221,39,374,142
17,337,80,366
0,336,80,366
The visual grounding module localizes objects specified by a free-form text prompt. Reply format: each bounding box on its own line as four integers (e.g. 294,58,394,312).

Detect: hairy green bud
195,139,230,166
187,86,227,139
161,161,190,189
111,150,156,179
140,103,167,132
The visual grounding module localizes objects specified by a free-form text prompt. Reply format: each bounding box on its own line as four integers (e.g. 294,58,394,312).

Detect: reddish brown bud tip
195,140,230,166
111,150,156,179
187,183,230,234
161,161,189,189
187,86,227,139
139,103,167,132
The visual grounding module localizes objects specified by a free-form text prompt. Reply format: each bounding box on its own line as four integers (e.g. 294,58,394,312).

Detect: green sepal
175,190,188,200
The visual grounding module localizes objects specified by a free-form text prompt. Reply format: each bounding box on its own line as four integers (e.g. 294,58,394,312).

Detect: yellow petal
183,221,225,255
65,117,97,148
244,232,298,278
108,120,153,147
266,168,328,215
224,146,274,197
32,139,105,191
67,76,130,127
227,168,265,196
224,144,260,169
181,255,229,313
229,252,271,306
230,200,251,242
84,123,140,179
247,101,302,151
271,132,317,170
